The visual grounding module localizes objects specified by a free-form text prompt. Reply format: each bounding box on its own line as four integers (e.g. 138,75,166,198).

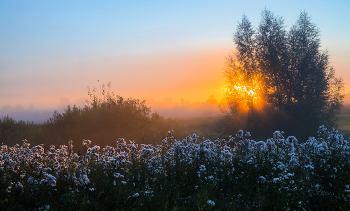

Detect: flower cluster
1,127,350,210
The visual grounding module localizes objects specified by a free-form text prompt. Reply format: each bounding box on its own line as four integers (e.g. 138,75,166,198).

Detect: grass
175,116,223,140
336,114,350,139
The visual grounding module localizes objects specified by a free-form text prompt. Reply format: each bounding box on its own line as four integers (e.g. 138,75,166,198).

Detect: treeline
0,83,183,150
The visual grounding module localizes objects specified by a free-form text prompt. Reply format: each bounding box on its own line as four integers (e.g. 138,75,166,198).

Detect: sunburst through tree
224,63,266,112
222,9,344,139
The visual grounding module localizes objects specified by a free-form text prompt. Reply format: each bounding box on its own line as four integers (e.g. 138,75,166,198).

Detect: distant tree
42,82,179,148
223,9,344,139
0,116,43,145
43,82,152,146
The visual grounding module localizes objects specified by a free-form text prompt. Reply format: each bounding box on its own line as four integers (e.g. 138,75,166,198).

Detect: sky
1,0,350,121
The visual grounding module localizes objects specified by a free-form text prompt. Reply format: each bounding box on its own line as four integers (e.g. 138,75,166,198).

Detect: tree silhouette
223,9,344,139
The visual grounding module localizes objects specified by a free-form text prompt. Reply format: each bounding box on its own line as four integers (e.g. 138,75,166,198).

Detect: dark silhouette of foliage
0,83,179,149
42,82,177,148
223,9,344,140
0,116,43,145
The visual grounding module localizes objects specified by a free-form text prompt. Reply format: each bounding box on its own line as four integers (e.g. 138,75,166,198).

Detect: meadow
336,114,350,139
1,125,350,210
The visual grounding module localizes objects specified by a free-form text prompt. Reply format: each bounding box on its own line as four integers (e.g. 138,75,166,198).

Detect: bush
0,82,179,149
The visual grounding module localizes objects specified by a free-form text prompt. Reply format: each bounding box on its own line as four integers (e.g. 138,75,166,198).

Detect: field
1,124,350,210
176,114,350,141
336,114,350,139
175,117,223,140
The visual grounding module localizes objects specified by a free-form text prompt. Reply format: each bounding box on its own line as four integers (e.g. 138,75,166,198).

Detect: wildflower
315,184,321,189
236,130,244,139
317,142,328,154
114,173,124,178
82,139,91,147
304,164,314,170
133,193,139,197
14,182,23,190
199,165,206,172
345,185,350,193
259,176,266,183
79,174,90,186
273,178,280,183
41,173,56,187
289,156,299,168
277,161,285,170
256,141,266,150
247,159,254,164
207,200,215,206
27,176,35,184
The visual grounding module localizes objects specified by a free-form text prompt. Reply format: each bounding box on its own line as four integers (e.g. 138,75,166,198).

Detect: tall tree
256,10,289,112
287,11,344,136
223,9,344,139
223,15,265,133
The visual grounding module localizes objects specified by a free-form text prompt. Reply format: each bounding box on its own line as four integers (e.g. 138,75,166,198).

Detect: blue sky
1,0,349,119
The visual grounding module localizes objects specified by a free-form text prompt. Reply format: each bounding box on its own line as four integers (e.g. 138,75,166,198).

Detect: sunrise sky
1,0,350,121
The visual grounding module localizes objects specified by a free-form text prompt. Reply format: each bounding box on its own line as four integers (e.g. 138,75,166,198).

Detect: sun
225,73,266,112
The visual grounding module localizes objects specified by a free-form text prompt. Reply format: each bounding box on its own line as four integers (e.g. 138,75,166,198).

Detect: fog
0,104,64,123
144,95,222,118
1,93,350,123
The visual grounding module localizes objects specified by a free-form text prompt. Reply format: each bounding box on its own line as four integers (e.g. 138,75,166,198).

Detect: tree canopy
223,9,344,139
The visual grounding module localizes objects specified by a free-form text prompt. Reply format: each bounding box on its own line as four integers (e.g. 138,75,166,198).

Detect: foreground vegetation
1,126,350,210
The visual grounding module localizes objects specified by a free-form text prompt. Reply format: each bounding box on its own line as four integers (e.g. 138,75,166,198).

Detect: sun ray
225,70,266,112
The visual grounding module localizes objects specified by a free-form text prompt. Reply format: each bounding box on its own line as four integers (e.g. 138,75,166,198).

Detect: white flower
273,178,280,183
114,173,124,178
199,165,206,172
207,200,215,206
236,130,244,138
27,176,35,184
259,176,266,183
79,174,90,186
133,193,139,197
144,190,153,194
256,141,266,150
